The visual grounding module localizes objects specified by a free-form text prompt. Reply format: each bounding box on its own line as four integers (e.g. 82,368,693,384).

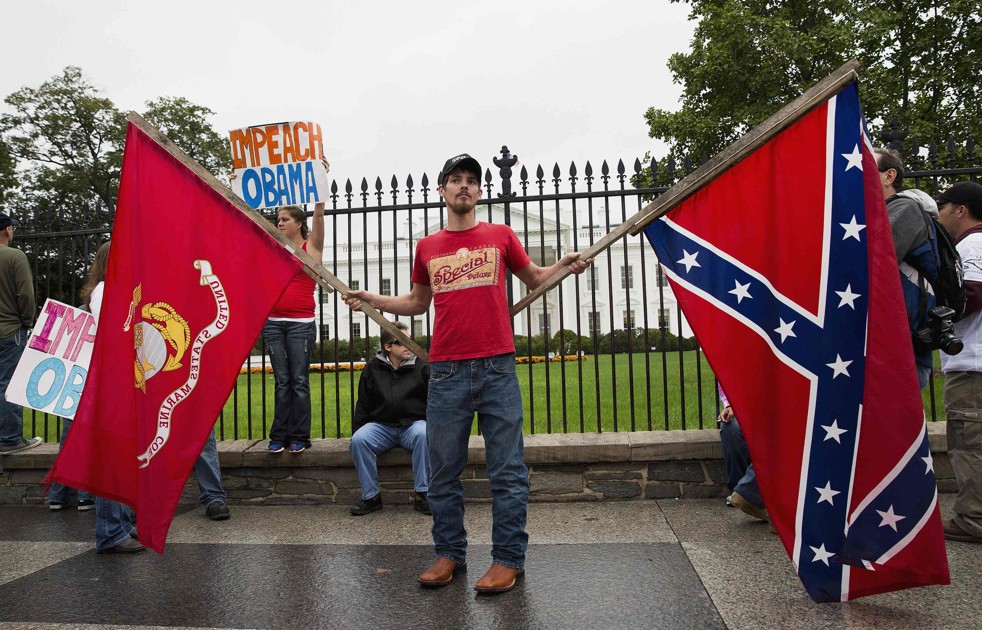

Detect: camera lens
941,335,964,355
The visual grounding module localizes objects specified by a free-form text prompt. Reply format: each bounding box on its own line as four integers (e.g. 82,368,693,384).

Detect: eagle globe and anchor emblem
124,260,231,468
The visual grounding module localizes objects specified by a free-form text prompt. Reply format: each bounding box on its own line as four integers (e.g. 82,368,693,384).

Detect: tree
142,96,231,181
1,66,124,213
0,137,15,211
552,328,592,355
644,0,981,179
1,67,231,306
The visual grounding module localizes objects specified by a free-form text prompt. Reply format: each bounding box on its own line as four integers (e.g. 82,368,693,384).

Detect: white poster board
5,299,96,419
229,121,329,210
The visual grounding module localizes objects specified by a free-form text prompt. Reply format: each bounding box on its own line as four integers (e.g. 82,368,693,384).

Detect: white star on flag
774,318,797,343
677,250,701,273
876,505,907,532
810,543,836,566
815,482,841,506
842,144,864,171
835,284,861,309
821,420,848,444
922,454,935,474
839,216,866,241
729,280,752,304
826,354,853,379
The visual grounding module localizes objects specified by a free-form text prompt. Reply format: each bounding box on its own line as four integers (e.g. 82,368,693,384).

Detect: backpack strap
912,208,939,329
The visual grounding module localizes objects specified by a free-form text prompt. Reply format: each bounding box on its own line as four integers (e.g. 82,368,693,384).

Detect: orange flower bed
240,362,366,375
514,355,587,364
242,356,586,374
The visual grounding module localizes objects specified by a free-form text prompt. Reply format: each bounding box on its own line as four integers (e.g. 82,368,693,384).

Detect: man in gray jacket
874,147,938,390
0,213,40,454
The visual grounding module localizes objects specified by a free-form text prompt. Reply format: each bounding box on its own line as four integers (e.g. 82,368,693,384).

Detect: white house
314,204,690,343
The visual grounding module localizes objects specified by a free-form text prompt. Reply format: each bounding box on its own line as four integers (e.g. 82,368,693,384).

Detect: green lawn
24,351,947,442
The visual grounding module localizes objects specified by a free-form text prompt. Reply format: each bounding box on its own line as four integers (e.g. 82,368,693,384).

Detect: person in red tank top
263,181,326,454
344,153,592,593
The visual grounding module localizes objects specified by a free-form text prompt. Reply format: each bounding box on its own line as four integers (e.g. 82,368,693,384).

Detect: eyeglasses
386,339,403,346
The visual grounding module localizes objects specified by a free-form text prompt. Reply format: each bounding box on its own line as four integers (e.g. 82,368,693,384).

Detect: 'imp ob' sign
6,299,96,419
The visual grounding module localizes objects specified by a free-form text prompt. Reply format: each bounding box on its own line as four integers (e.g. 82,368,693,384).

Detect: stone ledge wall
0,424,953,506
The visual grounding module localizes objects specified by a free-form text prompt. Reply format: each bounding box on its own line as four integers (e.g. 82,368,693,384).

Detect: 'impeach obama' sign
229,121,329,210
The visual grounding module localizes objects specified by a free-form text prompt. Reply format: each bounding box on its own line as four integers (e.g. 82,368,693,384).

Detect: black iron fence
17,135,981,442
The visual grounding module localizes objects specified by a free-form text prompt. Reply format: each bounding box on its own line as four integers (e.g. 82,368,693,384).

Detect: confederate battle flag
645,82,950,601
46,121,302,552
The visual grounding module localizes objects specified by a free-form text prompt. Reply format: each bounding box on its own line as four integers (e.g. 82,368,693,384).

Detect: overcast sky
1,0,695,190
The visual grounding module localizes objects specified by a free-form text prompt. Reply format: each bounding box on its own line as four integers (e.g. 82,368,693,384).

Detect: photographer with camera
874,148,952,390
935,181,982,544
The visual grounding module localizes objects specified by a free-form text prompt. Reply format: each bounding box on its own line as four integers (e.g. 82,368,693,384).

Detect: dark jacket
352,351,429,433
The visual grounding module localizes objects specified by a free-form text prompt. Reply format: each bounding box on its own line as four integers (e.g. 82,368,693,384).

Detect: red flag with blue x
645,82,950,601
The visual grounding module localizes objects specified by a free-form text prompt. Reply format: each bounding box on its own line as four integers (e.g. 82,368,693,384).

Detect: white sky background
0,0,696,191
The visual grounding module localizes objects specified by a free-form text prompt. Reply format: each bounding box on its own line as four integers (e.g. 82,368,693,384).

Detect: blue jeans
95,496,136,550
427,353,529,570
194,429,226,506
263,320,315,447
0,328,28,445
719,416,763,507
94,429,224,549
350,420,429,499
917,362,932,391
48,418,94,505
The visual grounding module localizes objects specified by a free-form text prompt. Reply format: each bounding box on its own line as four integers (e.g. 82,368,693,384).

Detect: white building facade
315,204,690,344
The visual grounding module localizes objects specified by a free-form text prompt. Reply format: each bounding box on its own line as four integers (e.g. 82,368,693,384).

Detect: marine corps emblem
127,291,191,393
127,261,231,468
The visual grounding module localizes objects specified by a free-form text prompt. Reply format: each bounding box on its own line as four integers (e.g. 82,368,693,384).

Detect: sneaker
0,437,43,454
725,493,734,507
49,501,67,511
205,500,230,521
943,519,982,543
97,537,146,554
288,442,306,454
77,499,95,512
350,494,383,516
414,492,431,515
730,491,769,522
268,441,285,453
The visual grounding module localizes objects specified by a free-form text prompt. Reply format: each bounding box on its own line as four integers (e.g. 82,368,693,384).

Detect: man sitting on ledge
349,321,430,516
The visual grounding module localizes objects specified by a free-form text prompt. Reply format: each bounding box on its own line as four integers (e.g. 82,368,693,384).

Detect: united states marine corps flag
46,121,303,552
643,81,950,600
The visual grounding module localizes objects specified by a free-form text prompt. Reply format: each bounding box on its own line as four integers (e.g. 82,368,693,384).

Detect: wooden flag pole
509,58,862,318
125,112,429,362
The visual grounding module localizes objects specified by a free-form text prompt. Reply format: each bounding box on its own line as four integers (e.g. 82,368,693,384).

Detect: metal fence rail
17,137,981,441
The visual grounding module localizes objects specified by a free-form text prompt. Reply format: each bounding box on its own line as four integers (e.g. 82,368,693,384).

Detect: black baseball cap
0,214,19,230
937,182,982,215
437,153,482,187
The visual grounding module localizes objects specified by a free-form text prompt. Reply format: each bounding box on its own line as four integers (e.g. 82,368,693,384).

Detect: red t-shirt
412,222,531,362
269,241,316,318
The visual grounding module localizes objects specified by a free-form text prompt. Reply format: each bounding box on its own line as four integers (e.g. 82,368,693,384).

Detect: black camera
913,305,963,355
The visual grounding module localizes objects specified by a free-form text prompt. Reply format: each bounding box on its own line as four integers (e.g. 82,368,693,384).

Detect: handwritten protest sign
229,121,329,210
5,299,96,419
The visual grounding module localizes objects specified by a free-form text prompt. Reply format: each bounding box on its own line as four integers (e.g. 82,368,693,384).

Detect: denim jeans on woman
95,429,225,549
0,328,28,445
48,418,94,506
95,496,136,551
194,429,226,506
426,353,529,570
263,320,315,447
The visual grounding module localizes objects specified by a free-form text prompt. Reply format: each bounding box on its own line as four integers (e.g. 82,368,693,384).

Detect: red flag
47,122,302,552
644,83,949,600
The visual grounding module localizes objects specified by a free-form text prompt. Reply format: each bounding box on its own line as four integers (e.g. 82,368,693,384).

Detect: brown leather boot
474,563,524,593
417,557,466,588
